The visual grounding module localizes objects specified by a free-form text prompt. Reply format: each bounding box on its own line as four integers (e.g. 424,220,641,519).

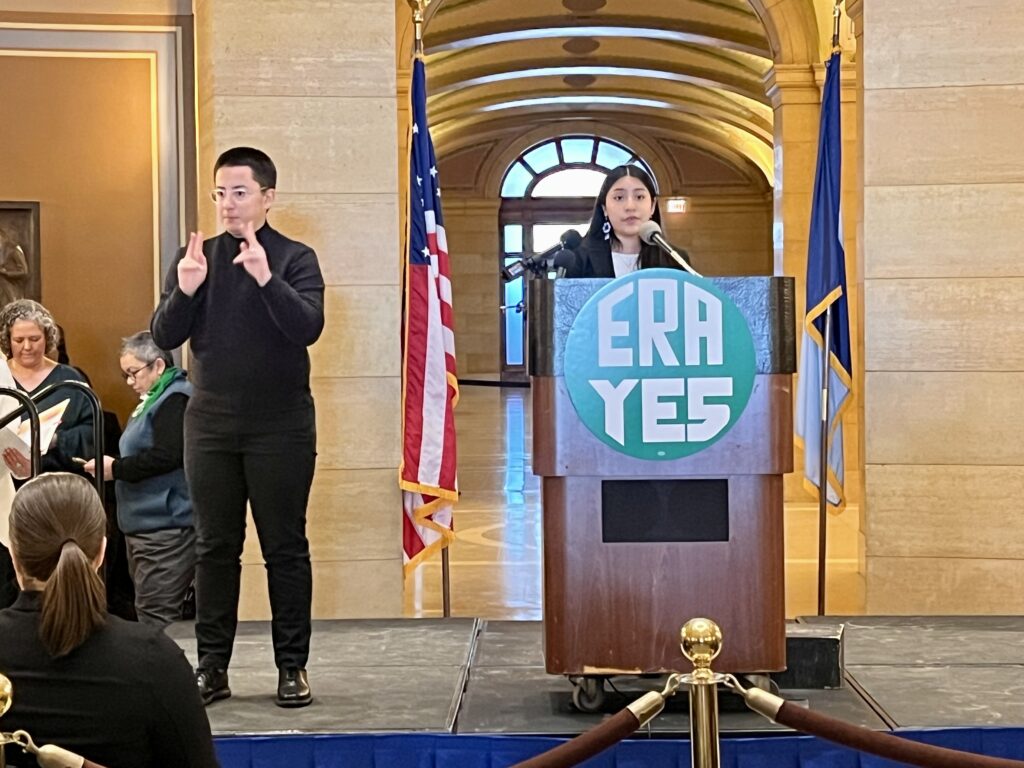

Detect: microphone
552,248,577,278
638,221,702,278
502,229,583,281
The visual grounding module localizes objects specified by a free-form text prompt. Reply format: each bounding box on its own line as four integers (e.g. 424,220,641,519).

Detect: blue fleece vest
115,373,193,535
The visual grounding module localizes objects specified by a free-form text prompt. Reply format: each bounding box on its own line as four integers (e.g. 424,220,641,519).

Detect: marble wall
194,0,404,618
860,0,1024,612
441,199,501,377
664,193,773,278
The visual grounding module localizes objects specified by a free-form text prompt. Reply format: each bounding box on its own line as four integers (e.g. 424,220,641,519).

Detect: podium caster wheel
571,677,605,713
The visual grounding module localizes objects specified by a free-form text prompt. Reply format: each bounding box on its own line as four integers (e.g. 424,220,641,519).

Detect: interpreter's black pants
184,408,316,671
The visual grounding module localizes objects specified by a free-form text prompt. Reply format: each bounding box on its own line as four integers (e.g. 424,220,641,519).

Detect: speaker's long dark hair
579,164,677,270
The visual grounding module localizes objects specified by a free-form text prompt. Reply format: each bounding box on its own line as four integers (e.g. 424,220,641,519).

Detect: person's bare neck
10,358,55,389
19,576,46,591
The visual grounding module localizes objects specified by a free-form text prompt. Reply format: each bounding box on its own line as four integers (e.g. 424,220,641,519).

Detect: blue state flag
794,51,852,510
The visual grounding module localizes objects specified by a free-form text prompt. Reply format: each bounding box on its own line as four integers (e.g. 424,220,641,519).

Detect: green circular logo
565,269,756,460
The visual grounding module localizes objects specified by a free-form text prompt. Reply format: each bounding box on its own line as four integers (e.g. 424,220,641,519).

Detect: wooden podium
529,275,796,685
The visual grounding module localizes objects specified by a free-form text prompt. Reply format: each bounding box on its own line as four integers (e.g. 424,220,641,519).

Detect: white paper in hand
0,398,70,464
27,399,69,454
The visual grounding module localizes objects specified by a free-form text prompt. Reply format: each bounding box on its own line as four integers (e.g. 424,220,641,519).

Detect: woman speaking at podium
566,164,689,278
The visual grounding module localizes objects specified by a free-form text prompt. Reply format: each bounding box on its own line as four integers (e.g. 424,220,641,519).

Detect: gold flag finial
831,0,843,52
407,0,434,53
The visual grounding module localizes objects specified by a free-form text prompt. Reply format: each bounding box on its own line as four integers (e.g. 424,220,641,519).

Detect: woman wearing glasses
83,331,195,627
0,299,93,478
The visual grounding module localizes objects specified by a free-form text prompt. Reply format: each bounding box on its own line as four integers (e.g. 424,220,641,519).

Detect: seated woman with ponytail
0,473,218,768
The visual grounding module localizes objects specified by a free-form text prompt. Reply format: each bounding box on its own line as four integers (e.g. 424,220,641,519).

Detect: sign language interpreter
151,147,325,710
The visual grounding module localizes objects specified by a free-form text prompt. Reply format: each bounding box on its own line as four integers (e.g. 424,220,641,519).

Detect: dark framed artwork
0,201,41,306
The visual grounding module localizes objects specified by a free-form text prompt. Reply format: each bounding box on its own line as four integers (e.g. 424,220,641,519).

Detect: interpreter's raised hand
178,231,208,297
232,221,272,287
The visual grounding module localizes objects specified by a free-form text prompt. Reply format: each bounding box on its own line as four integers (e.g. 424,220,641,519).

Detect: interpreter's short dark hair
214,146,277,189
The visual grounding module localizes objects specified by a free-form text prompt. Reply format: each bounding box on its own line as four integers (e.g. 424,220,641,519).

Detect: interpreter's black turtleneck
151,222,325,422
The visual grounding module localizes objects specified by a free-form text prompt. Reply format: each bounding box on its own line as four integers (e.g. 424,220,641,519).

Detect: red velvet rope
777,701,1024,768
509,708,640,768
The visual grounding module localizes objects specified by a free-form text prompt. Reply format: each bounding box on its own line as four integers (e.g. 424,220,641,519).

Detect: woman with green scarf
85,331,194,627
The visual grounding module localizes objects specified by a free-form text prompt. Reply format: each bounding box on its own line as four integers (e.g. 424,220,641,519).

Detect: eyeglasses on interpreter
209,187,269,204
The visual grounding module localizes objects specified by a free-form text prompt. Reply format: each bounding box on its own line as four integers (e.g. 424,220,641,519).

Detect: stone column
766,65,818,504
443,198,501,374
847,0,867,577
765,65,820,290
195,0,403,618
862,0,1024,612
837,65,861,513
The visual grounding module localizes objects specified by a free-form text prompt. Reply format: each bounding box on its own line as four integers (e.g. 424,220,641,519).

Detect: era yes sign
564,270,756,460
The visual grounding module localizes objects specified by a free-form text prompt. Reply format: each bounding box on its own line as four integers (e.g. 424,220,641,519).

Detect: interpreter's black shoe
196,667,231,706
276,667,312,708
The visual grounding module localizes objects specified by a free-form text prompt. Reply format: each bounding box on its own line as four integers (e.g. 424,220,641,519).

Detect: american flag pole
442,547,451,617
412,0,453,622
426,0,449,621
401,0,459,613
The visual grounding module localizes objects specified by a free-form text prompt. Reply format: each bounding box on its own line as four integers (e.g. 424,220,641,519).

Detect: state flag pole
816,0,844,617
816,306,832,616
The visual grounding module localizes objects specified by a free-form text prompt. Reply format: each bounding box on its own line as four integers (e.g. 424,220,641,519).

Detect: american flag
400,56,458,571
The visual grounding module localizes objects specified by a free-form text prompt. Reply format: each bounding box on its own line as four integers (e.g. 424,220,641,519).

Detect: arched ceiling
410,0,820,194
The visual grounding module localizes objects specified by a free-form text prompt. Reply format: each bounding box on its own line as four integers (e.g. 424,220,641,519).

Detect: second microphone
502,229,583,281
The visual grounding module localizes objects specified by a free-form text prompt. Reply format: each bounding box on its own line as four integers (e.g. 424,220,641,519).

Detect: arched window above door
500,136,656,198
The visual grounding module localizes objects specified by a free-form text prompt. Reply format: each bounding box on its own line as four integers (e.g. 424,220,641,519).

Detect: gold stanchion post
680,618,725,768
1,672,11,767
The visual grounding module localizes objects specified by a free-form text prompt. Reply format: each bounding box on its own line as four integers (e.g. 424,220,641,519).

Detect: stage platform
165,614,1024,741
